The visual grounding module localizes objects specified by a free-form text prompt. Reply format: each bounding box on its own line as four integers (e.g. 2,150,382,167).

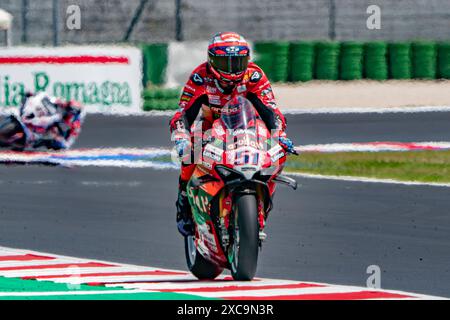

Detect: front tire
184,235,223,280
230,193,259,281
0,117,25,149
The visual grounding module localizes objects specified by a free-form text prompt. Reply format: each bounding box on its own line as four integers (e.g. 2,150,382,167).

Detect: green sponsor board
0,72,132,108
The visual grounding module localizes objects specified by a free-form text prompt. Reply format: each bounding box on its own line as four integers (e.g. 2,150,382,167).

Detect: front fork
219,186,268,252
256,185,268,246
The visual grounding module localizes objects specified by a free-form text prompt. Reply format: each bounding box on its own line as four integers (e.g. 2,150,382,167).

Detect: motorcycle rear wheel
184,235,223,280
230,193,259,281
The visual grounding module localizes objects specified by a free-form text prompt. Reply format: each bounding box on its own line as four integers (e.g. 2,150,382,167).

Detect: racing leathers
169,62,289,235
20,92,84,150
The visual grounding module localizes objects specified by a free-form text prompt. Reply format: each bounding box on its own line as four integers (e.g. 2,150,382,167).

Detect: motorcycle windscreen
221,97,264,169
221,96,257,130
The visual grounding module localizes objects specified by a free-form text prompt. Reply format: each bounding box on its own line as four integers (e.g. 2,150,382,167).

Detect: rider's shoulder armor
242,62,268,87
187,63,210,88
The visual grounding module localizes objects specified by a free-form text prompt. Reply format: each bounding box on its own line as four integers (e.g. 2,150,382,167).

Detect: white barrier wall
165,41,208,88
165,41,255,88
0,46,142,114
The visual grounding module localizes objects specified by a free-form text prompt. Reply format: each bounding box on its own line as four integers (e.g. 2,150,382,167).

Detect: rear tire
184,235,223,280
230,193,259,281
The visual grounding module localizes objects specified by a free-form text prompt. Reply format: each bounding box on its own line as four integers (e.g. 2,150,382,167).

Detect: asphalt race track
1,111,450,297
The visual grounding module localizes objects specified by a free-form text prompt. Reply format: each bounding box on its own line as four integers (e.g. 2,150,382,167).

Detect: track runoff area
0,107,449,300
0,246,443,300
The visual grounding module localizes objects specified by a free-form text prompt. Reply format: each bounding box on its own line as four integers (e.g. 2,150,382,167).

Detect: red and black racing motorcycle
184,96,298,281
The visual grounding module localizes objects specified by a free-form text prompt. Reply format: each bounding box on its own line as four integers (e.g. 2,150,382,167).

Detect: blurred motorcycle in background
0,92,85,151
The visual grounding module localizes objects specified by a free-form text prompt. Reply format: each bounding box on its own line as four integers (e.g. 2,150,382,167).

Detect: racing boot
176,179,194,237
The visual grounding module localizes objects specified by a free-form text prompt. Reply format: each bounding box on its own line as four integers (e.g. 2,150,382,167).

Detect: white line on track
0,258,90,268
80,181,142,187
60,160,178,169
280,105,450,115
286,171,450,188
47,275,198,284
162,286,389,299
0,180,56,185
0,267,157,278
296,141,450,152
107,279,297,290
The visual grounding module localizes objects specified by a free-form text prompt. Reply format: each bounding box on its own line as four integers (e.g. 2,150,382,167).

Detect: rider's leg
176,163,196,236
175,117,211,236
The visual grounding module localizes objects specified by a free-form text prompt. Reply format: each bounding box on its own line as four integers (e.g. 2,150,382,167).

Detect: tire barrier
412,42,437,79
340,42,364,80
288,41,315,82
315,42,340,80
271,41,290,82
389,42,412,79
143,87,180,111
252,40,448,82
438,42,450,79
363,42,388,80
142,43,169,86
253,42,277,81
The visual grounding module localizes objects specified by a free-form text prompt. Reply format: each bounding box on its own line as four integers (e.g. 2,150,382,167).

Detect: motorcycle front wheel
230,193,259,281
0,116,26,149
184,235,223,280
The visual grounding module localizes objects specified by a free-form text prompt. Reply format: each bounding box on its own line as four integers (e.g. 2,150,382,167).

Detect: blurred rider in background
169,32,295,237
20,92,85,150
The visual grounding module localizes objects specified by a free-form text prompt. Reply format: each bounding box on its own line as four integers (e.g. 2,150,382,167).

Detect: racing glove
172,130,192,158
279,136,297,155
175,139,191,158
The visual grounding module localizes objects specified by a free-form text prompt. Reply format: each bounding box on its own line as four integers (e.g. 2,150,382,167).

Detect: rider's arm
24,113,62,129
246,65,287,132
169,65,208,135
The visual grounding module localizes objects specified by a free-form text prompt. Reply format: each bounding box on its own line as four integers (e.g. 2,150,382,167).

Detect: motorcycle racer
20,91,85,150
169,32,295,237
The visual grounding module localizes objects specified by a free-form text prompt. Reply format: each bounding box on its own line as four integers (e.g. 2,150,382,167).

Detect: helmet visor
209,55,249,75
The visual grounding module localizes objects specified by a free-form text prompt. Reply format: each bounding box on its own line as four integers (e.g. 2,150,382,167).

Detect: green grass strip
285,150,450,183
